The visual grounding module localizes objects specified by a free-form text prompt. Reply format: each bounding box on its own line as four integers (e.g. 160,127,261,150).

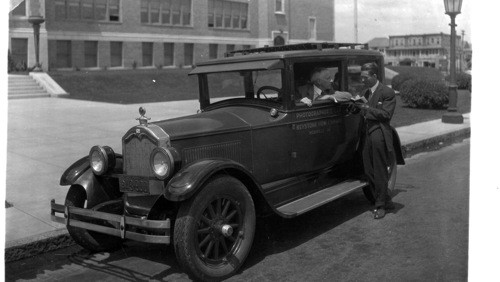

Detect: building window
164,43,174,66
209,44,218,59
109,0,120,21
141,0,191,26
56,40,72,68
54,0,120,22
142,42,153,66
84,41,98,67
275,0,285,13
68,0,81,19
308,17,317,40
184,43,194,66
110,41,122,67
208,0,248,29
226,44,235,53
10,38,28,66
11,0,26,16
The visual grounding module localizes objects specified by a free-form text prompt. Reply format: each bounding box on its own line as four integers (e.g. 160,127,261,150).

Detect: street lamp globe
444,0,463,15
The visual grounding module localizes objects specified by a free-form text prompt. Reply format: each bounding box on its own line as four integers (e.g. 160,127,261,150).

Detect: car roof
196,48,382,66
195,43,383,67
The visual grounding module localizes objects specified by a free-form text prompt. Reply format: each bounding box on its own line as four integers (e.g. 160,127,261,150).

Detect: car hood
152,108,252,140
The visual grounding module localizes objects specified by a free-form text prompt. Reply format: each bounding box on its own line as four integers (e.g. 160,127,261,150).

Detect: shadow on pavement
6,188,411,281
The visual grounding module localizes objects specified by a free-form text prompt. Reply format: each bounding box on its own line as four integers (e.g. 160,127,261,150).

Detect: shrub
447,72,471,90
389,67,444,91
8,50,16,73
391,73,414,91
400,78,449,109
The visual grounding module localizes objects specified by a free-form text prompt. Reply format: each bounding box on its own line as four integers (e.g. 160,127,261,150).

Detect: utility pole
354,0,358,43
460,30,464,72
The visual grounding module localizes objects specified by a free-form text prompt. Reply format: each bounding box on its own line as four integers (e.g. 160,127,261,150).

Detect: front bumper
50,200,170,244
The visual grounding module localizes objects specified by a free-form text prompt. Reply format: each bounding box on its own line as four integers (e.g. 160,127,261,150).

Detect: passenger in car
297,67,352,107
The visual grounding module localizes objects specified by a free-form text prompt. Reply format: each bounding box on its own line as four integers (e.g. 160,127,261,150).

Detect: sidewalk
4,97,471,261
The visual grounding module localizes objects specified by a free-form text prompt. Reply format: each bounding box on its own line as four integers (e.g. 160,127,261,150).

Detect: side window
206,69,282,104
293,62,341,107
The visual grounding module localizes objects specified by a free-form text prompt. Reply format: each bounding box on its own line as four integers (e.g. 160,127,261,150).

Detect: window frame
142,42,154,67
207,0,249,30
141,0,192,27
275,0,285,14
83,40,98,68
110,41,123,68
54,0,121,22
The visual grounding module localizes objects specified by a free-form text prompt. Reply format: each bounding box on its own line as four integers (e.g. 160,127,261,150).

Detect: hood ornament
136,107,151,126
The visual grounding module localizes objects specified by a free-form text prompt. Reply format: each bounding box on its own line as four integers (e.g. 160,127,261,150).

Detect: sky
335,0,472,44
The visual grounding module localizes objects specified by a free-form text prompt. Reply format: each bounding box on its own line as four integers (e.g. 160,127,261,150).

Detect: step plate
276,180,368,217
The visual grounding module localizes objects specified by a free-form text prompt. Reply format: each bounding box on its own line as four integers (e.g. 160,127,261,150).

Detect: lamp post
442,0,464,124
28,0,45,72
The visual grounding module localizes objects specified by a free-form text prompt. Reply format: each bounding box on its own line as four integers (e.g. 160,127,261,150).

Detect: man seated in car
297,67,352,107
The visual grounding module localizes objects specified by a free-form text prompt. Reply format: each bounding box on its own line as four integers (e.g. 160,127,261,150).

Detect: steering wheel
256,86,282,100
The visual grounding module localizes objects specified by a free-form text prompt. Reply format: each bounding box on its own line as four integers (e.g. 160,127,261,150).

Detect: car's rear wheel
174,175,256,281
65,185,122,252
362,151,398,204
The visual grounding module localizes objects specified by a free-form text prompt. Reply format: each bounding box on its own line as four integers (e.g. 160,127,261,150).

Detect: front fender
165,159,259,201
59,155,123,208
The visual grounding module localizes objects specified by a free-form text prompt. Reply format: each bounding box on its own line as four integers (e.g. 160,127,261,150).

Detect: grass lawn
50,69,471,128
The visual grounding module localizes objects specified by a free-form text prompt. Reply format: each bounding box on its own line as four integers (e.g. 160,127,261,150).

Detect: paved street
5,139,469,281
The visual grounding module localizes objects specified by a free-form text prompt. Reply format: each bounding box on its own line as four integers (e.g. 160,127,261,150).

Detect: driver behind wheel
296,67,352,107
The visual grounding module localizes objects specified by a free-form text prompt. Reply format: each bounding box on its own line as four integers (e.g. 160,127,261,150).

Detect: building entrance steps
8,74,50,99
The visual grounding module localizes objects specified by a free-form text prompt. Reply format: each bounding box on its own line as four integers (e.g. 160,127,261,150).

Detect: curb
4,126,471,263
401,127,470,158
5,229,73,263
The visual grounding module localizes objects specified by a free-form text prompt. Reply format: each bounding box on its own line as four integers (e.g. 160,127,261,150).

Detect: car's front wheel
174,175,256,281
65,185,123,252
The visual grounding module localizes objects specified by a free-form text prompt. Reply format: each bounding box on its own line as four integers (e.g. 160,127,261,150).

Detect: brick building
385,33,462,71
9,0,335,71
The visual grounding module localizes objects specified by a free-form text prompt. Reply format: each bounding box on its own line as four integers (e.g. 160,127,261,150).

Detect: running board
276,180,368,217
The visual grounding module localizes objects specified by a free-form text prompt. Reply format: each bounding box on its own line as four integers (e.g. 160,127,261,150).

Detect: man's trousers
362,127,391,208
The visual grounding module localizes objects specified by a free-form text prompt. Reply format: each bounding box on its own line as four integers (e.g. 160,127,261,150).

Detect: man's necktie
364,89,371,100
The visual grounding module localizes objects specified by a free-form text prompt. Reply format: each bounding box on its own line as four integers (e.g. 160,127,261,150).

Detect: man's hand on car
332,91,353,102
300,97,313,107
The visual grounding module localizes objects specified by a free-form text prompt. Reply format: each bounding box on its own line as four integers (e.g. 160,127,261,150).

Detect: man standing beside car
355,62,396,219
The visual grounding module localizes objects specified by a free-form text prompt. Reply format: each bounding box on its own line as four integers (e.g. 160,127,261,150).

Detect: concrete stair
8,74,50,99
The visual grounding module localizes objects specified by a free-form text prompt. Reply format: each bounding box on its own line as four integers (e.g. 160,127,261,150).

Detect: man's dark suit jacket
363,83,404,165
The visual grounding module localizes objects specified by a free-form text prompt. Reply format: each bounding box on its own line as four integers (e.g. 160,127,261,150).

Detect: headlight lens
150,147,174,180
89,146,115,175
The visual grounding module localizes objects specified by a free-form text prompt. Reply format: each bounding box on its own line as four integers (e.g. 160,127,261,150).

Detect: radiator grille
123,136,156,177
183,141,241,164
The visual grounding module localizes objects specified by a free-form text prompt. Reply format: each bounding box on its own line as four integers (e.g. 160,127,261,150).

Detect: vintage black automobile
51,43,404,281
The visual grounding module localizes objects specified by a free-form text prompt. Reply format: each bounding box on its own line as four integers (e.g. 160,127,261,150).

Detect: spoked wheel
362,151,398,204
174,176,256,281
65,185,123,252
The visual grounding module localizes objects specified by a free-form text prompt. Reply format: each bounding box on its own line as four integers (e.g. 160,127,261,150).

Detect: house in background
384,33,463,72
8,0,335,72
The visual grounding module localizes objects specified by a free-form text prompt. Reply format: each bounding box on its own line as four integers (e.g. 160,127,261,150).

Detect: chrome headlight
150,147,175,180
89,145,116,175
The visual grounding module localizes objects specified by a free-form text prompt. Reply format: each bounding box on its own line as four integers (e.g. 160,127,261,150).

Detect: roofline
194,49,383,67
388,33,456,38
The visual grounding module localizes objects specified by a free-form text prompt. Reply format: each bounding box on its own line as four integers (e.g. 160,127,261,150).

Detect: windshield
206,69,283,104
